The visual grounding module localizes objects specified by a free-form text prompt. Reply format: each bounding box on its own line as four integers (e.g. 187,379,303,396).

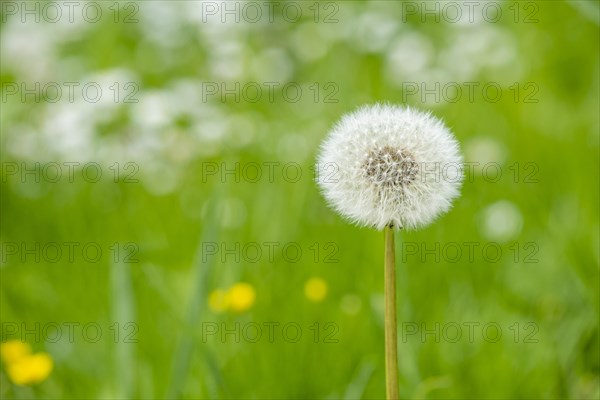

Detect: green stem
384,226,399,400
110,258,135,398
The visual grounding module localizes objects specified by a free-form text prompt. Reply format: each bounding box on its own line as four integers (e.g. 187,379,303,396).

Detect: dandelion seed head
316,104,463,230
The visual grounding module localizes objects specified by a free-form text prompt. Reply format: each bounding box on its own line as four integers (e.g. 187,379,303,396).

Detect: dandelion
225,282,256,313
1,341,53,386
7,353,53,386
0,340,31,365
316,103,462,230
304,277,328,302
208,283,256,313
316,104,462,400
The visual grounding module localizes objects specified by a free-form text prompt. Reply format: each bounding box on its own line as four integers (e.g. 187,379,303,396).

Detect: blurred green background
1,0,599,399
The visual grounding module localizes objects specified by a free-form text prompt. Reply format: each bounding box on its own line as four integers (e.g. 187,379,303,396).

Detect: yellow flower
7,353,53,386
305,277,328,302
226,283,256,312
208,289,229,313
0,341,31,365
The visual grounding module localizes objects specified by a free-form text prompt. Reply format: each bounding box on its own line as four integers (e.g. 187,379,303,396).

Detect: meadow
0,1,599,399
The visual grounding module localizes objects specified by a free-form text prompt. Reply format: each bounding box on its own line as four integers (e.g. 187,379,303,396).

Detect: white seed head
316,104,463,230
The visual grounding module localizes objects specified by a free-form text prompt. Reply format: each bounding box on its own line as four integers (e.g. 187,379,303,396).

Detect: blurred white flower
316,104,463,230
340,294,362,315
480,200,523,242
291,23,331,63
250,48,293,83
354,12,398,53
385,32,434,82
464,136,507,172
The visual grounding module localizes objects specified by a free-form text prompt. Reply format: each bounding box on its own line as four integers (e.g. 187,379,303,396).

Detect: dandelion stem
384,225,399,400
